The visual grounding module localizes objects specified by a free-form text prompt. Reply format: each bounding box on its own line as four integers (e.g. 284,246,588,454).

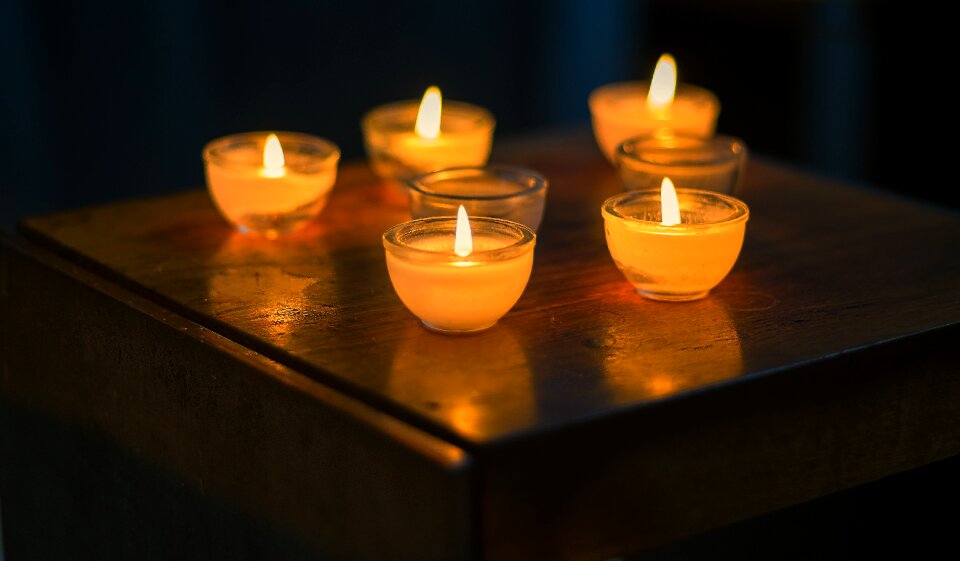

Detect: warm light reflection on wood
204,231,337,343
601,296,742,401
389,325,533,438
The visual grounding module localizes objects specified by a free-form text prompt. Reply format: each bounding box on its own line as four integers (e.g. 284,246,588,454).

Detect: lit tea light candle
589,53,720,163
602,177,749,301
362,86,495,184
383,206,535,333
204,131,340,238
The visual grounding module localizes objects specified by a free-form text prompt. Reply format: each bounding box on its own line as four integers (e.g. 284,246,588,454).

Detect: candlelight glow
454,204,473,257
660,177,681,226
647,53,677,110
415,86,442,140
450,403,480,434
262,133,286,178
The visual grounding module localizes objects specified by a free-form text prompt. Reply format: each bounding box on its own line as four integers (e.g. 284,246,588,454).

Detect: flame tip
415,86,442,139
454,205,473,257
647,54,678,110
660,177,681,226
263,133,285,171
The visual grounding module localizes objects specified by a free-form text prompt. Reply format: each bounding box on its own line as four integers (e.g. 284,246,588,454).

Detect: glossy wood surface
19,131,960,448
8,131,960,559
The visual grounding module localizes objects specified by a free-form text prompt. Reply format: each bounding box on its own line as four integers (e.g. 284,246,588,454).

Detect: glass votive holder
383,216,536,334
405,166,548,231
362,100,495,184
601,189,749,301
203,131,340,238
589,81,719,164
617,134,748,195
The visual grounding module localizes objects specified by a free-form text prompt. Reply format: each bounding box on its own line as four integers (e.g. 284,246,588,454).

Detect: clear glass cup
405,166,548,231
617,134,748,195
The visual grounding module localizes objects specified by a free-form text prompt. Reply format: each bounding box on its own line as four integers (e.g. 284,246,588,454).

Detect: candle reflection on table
204,229,339,344
388,324,534,439
600,296,743,403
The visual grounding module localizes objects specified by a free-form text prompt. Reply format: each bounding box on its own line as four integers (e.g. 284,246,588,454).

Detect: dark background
1,1,955,229
1,1,957,559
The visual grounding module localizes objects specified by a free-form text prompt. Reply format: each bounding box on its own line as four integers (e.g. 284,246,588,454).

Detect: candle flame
647,53,677,111
415,86,442,140
660,177,681,226
454,205,473,257
262,133,286,178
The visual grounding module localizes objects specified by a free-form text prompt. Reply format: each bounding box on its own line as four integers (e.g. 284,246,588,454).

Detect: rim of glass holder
383,216,535,263
617,133,746,172
362,99,495,133
203,131,340,172
602,189,749,233
589,81,720,114
406,165,548,202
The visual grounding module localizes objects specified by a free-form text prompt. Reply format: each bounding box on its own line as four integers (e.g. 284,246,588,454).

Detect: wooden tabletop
9,130,960,559
19,131,960,448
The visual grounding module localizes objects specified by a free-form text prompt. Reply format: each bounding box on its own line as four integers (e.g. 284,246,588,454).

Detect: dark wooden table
3,131,960,560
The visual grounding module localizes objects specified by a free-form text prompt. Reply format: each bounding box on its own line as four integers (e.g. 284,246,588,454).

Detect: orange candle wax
383,207,535,333
602,179,748,301
589,54,719,163
363,86,494,184
204,132,339,237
